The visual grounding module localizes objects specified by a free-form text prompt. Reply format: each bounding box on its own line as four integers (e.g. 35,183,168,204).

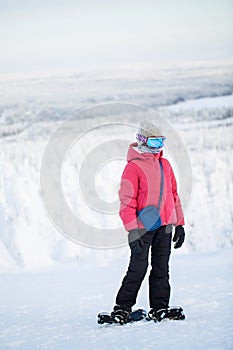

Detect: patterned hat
137,120,162,139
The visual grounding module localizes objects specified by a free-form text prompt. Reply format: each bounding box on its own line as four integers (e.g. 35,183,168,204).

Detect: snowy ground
0,249,232,350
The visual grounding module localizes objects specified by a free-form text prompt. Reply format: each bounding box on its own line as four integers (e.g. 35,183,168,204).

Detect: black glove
128,229,145,255
173,226,185,249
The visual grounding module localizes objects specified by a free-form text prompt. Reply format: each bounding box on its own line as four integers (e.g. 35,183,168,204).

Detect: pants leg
116,231,154,310
149,225,172,310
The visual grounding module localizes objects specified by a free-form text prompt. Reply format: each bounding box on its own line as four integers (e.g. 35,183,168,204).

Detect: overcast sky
1,0,233,75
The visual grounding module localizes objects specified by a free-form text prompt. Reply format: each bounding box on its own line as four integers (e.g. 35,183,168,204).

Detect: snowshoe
97,308,147,325
147,307,185,322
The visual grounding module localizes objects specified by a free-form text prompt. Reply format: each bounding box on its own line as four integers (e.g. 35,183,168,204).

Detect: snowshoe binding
97,307,147,325
147,307,185,322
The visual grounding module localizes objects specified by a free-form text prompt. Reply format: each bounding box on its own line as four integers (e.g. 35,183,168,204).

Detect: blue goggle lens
147,137,165,148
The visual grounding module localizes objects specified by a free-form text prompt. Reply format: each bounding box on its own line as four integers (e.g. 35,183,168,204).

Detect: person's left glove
128,229,145,255
173,226,185,249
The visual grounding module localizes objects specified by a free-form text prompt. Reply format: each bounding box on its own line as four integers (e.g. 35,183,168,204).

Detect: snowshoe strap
111,309,130,324
148,307,185,322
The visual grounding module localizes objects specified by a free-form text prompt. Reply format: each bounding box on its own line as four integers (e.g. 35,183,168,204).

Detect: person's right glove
173,225,185,249
128,229,145,255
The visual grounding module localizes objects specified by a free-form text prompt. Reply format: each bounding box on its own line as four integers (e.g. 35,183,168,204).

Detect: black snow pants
116,225,172,311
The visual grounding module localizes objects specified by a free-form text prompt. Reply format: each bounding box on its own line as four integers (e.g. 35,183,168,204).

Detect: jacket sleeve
118,163,139,231
170,165,185,226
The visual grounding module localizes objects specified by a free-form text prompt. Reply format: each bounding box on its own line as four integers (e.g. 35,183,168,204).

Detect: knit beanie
137,120,162,139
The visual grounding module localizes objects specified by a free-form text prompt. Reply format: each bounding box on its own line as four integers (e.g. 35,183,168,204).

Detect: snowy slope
0,96,232,270
0,249,232,350
0,63,233,350
0,62,233,271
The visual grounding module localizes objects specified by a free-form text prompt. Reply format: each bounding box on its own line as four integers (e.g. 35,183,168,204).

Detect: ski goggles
136,134,166,148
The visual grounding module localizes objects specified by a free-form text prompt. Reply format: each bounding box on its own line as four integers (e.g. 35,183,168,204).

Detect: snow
166,94,233,111
0,62,233,349
1,92,232,269
0,249,232,350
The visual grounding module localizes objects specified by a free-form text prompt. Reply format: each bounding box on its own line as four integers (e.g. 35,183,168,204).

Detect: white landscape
0,63,233,349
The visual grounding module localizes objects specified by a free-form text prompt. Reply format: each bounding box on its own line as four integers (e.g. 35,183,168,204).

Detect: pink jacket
119,143,185,231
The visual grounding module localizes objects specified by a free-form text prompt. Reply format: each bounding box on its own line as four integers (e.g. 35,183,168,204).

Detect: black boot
111,305,131,325
148,307,185,322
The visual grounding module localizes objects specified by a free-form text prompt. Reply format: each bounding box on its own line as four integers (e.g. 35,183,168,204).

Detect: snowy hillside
0,65,233,271
0,62,233,350
0,62,233,271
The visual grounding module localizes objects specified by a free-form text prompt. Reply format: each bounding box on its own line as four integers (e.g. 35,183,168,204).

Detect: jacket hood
127,143,163,163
